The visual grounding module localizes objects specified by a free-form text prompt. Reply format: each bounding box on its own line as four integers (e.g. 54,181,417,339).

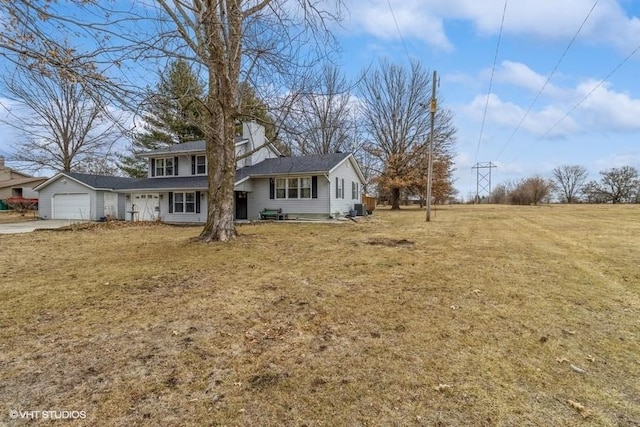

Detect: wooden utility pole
426,70,437,222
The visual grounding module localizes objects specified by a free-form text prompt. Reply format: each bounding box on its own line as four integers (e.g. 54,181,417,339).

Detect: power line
494,0,601,161
474,0,508,165
386,0,412,62
508,42,640,163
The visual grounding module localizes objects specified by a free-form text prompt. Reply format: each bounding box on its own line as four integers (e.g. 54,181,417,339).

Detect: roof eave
33,172,99,191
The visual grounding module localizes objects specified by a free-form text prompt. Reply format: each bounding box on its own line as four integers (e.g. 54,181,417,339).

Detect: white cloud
494,61,567,99
463,93,578,138
594,152,640,170
575,80,640,132
347,0,640,52
346,1,453,50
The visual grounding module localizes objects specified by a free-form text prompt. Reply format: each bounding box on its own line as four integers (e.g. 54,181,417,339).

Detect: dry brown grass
1,205,639,426
0,210,38,224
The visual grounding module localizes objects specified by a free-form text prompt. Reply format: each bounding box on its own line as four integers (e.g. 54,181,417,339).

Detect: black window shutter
311,176,318,199
174,156,179,175
269,178,275,199
335,177,339,198
151,158,156,177
168,192,173,213
195,191,201,213
341,178,345,199
191,155,196,175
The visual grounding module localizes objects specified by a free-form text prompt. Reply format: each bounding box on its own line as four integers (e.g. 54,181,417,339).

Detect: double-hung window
275,178,286,198
153,157,176,176
191,155,206,175
335,177,344,199
275,177,312,199
172,192,196,213
300,177,311,198
196,155,206,175
352,181,359,199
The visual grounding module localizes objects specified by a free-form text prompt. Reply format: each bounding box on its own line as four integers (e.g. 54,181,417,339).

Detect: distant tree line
489,165,640,205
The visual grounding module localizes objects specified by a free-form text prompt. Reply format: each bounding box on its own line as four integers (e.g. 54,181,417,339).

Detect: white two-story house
35,122,366,222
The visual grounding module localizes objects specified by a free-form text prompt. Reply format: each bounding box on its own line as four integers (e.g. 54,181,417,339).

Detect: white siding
126,191,207,223
147,154,208,179
37,177,99,220
248,176,331,220
117,193,126,220
126,193,160,221
329,157,363,217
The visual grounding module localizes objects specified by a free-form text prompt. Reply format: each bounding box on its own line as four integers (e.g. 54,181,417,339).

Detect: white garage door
53,193,90,220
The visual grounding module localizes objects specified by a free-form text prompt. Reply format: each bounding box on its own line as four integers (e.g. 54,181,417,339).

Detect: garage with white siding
34,172,136,221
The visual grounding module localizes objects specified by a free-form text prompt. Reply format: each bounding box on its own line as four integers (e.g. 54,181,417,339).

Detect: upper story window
191,155,206,175
151,157,178,177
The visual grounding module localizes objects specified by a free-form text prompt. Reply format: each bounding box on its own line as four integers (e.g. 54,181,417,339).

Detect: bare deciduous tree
3,1,345,242
591,166,639,204
508,176,555,205
1,63,121,173
358,59,456,209
552,165,588,203
280,64,358,155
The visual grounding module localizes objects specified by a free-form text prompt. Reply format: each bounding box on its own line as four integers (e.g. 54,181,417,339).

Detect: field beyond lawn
1,205,639,426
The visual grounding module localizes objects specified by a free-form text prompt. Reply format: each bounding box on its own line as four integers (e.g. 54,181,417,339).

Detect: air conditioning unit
354,203,365,216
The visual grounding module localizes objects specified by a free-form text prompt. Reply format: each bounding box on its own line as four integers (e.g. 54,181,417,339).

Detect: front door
235,191,248,220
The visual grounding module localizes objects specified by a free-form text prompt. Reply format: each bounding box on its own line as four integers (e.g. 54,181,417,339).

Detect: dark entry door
235,191,248,220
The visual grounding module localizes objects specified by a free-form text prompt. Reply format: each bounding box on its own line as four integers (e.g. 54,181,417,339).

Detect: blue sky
337,0,640,199
1,0,639,200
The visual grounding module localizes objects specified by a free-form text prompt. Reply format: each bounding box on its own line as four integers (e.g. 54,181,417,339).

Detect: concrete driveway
0,220,79,234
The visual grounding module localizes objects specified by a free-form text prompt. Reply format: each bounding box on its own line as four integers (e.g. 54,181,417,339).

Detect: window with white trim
196,155,206,175
335,177,344,199
275,178,286,199
155,157,174,176
275,177,313,199
300,177,311,198
173,192,196,213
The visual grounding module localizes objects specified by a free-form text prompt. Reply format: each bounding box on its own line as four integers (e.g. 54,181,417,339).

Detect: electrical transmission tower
472,162,497,204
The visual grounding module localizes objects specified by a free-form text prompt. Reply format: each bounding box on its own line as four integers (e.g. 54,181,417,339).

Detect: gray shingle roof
236,152,351,181
67,172,138,190
140,137,246,157
120,176,208,191
47,153,353,193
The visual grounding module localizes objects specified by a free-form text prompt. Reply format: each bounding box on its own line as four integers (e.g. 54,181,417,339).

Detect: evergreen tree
119,59,205,177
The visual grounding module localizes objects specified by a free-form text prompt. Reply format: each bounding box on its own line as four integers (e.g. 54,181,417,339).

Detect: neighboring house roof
0,176,48,189
236,152,365,183
34,172,138,191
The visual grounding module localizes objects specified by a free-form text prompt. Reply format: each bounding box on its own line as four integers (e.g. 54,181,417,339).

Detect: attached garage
52,193,90,220
35,172,135,221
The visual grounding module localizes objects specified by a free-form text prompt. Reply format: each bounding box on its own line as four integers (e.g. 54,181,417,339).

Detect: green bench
260,208,286,220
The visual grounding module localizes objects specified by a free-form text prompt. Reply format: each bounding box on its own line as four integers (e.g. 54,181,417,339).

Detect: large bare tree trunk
198,3,242,242
391,187,401,210
200,108,237,242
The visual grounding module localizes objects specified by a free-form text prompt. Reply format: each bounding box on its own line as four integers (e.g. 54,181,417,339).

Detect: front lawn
1,205,639,426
